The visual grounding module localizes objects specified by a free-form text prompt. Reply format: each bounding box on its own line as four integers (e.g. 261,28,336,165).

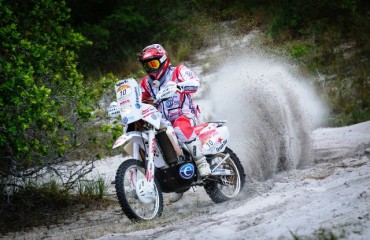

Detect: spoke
123,165,160,219
211,154,241,198
211,153,230,172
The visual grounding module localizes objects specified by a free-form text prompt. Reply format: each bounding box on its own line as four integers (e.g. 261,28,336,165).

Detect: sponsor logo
165,98,174,107
146,168,154,181
116,84,130,93
122,116,134,125
151,113,157,120
120,99,130,105
115,80,128,87
122,117,128,124
151,138,156,153
216,139,228,152
179,163,195,179
142,106,152,115
120,105,132,114
152,80,160,87
134,86,140,105
184,86,198,92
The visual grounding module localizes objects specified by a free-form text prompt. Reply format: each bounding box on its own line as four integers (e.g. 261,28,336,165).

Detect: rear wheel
115,159,163,221
204,147,246,203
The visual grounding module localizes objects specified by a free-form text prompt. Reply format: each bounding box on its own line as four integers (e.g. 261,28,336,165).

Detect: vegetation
0,0,119,187
0,0,369,233
260,0,370,126
66,0,219,78
65,0,370,126
1,0,85,182
0,0,117,232
193,0,370,126
0,178,110,233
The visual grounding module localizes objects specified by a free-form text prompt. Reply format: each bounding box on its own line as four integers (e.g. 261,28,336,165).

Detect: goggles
142,59,161,73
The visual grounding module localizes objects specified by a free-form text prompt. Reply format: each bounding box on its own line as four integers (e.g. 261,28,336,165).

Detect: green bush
0,0,97,182
290,44,308,58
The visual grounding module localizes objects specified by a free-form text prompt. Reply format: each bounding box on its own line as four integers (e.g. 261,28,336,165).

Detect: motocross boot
186,138,211,177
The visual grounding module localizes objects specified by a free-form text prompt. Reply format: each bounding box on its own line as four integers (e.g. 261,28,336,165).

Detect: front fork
146,127,156,185
134,127,156,203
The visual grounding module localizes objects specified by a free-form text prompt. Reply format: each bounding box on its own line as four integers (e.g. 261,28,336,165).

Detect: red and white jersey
140,65,200,123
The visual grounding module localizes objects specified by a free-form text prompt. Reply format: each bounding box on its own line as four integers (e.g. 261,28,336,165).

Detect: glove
156,81,181,101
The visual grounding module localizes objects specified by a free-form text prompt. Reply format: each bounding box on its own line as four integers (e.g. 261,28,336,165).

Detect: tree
0,0,97,187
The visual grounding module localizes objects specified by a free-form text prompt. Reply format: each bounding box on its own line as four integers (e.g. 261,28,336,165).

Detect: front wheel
204,147,246,203
115,159,163,221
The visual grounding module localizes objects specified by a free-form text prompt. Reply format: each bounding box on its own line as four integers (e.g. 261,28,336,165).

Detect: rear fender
200,126,230,155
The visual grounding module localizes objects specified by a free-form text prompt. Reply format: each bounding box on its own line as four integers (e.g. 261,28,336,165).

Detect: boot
186,138,211,177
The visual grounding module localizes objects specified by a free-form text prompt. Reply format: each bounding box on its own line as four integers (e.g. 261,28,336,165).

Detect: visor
142,59,161,73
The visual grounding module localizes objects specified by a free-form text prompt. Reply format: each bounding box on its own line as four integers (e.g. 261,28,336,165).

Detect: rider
138,44,211,177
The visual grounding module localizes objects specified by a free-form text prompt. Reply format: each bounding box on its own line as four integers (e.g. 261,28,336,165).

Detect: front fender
112,131,148,149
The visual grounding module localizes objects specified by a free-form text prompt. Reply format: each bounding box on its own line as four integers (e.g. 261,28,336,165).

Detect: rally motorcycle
107,78,245,221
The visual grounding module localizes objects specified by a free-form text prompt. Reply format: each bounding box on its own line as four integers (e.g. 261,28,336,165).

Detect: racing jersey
140,65,200,123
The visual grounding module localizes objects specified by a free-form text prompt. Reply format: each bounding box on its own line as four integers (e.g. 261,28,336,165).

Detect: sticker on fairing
179,163,195,179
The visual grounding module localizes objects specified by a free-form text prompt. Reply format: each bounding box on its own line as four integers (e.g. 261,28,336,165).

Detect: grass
77,177,108,200
0,178,112,234
278,33,370,126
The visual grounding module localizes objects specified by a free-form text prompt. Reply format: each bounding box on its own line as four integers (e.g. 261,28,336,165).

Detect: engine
155,129,196,193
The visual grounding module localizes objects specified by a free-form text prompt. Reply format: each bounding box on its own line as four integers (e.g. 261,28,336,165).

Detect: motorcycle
107,77,245,221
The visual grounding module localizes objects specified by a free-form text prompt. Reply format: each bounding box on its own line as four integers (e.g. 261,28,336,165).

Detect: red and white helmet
138,44,170,80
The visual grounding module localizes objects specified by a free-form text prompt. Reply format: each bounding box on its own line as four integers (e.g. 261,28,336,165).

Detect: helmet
138,44,170,80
